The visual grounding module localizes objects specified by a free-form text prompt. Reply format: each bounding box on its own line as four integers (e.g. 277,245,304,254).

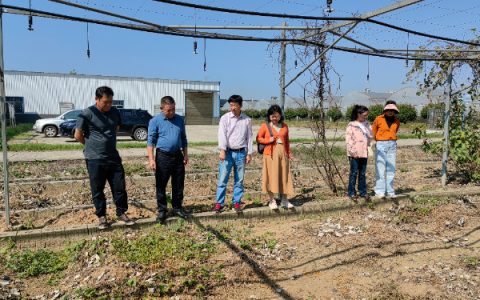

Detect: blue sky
3,0,479,100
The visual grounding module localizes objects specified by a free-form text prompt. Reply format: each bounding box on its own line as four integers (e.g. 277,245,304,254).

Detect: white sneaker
280,198,294,209
268,200,279,210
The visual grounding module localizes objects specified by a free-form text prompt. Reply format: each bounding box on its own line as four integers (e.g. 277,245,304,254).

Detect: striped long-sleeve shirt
218,112,253,155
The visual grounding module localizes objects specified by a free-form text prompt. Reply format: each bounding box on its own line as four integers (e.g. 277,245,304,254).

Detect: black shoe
173,208,190,219
98,216,109,230
156,211,167,224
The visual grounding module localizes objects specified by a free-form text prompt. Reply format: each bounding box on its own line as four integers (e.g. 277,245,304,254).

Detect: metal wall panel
5,71,220,117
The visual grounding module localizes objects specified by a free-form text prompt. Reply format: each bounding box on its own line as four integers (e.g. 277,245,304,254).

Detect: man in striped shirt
214,95,253,213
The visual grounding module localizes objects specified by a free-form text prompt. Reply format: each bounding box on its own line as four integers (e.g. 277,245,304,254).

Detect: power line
151,0,480,46
69,0,258,26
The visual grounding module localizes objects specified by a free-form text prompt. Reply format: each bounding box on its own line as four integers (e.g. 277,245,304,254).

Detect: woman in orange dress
256,105,294,210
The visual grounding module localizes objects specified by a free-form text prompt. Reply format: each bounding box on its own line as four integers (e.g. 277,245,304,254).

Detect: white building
5,71,221,125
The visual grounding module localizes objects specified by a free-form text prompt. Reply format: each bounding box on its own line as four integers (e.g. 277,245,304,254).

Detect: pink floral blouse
346,121,373,158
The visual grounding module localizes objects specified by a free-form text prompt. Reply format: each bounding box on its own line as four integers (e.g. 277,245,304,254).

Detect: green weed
6,249,71,277
111,224,216,265
464,256,480,269
123,163,146,176
252,197,263,206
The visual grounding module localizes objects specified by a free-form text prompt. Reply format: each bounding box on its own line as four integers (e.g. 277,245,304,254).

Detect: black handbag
257,123,274,154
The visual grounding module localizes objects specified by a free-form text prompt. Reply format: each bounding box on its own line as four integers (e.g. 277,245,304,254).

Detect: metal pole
299,0,423,40
279,22,286,111
441,63,454,187
0,0,10,226
285,23,358,89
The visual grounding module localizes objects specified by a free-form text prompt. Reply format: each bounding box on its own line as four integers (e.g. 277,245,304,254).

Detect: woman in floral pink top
346,105,373,202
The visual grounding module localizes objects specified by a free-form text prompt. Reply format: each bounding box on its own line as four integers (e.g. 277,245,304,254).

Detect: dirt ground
0,145,478,299
1,194,479,299
0,146,474,232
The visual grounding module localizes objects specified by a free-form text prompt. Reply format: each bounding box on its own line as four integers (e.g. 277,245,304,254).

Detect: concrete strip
1,187,479,243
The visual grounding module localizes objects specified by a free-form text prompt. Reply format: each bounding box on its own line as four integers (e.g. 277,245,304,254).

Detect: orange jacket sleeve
372,117,379,141
256,123,270,144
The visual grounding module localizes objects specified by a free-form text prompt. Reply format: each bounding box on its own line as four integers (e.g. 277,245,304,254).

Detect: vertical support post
441,63,453,187
0,0,10,227
279,22,286,111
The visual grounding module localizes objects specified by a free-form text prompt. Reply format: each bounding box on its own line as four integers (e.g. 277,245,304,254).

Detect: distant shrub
241,109,267,119
327,107,343,122
397,104,417,123
284,107,309,120
367,104,384,122
345,105,355,121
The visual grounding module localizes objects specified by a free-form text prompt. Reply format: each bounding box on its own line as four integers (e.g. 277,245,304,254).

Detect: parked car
60,108,153,141
33,109,82,137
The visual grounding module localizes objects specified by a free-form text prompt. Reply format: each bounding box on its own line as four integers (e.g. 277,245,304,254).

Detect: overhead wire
151,0,480,46
69,0,259,26
2,4,478,62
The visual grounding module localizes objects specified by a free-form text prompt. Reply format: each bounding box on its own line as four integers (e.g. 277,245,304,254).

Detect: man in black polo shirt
75,86,135,229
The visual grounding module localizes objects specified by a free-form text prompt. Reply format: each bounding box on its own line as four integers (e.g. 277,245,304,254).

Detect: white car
33,109,82,137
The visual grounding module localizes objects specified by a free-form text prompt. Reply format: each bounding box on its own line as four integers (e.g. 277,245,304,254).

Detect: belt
156,148,182,156
227,147,246,152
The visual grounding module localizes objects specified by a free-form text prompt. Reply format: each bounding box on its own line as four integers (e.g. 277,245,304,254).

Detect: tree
396,104,417,123
281,24,346,194
327,107,343,122
407,35,480,183
367,104,384,122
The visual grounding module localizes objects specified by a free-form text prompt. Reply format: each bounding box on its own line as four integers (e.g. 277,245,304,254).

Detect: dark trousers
348,157,368,197
155,149,185,213
86,159,128,217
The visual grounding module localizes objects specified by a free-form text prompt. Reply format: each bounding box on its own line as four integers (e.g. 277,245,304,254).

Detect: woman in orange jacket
256,105,294,210
372,102,400,199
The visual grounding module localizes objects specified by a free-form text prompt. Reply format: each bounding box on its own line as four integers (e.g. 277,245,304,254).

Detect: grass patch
5,124,34,140
395,196,449,224
209,224,279,253
123,162,147,176
463,256,480,269
0,240,84,278
8,143,84,152
112,220,216,265
74,286,108,299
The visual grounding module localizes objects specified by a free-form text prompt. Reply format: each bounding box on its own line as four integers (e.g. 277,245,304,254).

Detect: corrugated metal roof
5,70,220,86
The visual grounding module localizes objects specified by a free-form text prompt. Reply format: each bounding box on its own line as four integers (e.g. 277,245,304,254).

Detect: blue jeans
374,141,397,196
215,149,246,206
348,157,368,197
